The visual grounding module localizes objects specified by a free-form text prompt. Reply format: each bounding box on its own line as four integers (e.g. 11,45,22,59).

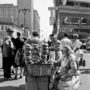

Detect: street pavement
0,52,90,90
79,52,90,90
0,69,25,90
0,50,25,90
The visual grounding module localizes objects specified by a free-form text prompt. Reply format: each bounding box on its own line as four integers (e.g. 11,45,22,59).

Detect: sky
0,0,53,40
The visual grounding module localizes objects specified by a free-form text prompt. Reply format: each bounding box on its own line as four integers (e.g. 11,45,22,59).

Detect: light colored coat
61,37,72,48
2,36,14,57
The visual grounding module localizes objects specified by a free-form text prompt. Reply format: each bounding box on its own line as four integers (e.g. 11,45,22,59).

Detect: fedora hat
6,28,13,33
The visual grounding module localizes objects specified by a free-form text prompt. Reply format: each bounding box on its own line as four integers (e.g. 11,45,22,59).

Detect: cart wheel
82,60,86,67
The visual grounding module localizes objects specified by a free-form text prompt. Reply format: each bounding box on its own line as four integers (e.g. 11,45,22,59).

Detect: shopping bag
57,75,80,90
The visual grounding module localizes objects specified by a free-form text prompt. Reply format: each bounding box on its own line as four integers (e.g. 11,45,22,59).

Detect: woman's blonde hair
63,45,74,55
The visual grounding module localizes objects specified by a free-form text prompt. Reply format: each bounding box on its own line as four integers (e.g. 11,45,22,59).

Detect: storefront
49,5,90,39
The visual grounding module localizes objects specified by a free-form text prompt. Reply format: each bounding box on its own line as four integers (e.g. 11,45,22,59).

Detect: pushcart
24,63,52,90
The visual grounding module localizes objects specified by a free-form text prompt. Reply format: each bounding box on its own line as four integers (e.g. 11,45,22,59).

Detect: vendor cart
24,63,52,90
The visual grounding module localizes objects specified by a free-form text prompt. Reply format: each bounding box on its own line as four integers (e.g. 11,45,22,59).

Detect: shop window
81,18,87,25
81,17,90,26
62,16,71,25
62,16,80,26
71,17,80,25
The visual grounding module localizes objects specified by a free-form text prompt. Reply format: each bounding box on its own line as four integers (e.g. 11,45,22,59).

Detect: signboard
62,16,80,26
61,14,90,28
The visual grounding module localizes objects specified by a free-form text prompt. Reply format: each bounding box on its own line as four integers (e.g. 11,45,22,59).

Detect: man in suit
2,28,14,79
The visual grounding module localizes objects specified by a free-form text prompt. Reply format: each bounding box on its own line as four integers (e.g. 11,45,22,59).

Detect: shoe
20,75,22,78
4,77,8,80
14,75,17,79
8,76,12,78
11,70,15,74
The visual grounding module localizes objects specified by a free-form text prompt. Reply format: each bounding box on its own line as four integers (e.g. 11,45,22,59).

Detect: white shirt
61,37,72,48
72,39,82,51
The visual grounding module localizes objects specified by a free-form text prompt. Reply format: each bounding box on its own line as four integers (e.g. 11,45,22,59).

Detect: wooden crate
25,64,52,76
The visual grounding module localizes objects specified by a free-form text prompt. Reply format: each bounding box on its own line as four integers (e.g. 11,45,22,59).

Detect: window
71,17,80,25
62,16,80,26
81,17,90,26
62,16,71,25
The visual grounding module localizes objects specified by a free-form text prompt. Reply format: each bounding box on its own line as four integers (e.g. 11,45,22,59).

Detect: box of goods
25,64,52,76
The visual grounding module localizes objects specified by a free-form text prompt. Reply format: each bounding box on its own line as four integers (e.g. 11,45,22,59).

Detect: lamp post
18,8,30,37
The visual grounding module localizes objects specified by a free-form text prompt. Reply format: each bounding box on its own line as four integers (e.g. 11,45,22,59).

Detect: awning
0,22,13,25
0,18,13,25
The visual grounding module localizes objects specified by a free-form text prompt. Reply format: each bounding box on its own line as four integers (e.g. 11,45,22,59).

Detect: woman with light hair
57,45,80,90
50,45,80,90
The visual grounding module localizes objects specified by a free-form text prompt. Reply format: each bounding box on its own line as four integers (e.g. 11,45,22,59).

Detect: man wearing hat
72,34,82,52
2,28,14,79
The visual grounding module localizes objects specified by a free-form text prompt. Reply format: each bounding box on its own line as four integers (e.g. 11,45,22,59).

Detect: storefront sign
60,14,90,28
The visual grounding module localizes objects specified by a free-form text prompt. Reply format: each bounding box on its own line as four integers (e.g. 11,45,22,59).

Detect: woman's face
62,47,69,55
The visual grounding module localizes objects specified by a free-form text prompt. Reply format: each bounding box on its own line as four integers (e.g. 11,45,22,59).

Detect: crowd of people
1,27,85,89
2,28,25,79
47,33,83,90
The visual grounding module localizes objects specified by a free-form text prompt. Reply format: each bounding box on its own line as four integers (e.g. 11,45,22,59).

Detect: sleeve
68,55,77,76
5,37,10,45
67,61,77,76
56,51,63,62
15,49,20,65
10,41,14,49
70,40,72,48
77,41,82,49
70,61,77,70
4,37,14,49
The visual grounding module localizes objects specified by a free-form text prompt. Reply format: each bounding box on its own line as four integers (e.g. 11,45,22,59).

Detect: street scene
0,0,90,90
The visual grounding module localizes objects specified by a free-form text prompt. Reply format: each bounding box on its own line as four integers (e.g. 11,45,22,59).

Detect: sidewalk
0,69,25,90
0,52,90,90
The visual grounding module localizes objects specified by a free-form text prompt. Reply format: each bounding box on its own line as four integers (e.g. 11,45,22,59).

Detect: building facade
0,0,40,38
33,10,40,33
0,4,18,39
0,4,18,25
49,0,90,39
17,0,34,35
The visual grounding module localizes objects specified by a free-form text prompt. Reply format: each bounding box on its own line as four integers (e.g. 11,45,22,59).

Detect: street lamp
18,8,30,37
